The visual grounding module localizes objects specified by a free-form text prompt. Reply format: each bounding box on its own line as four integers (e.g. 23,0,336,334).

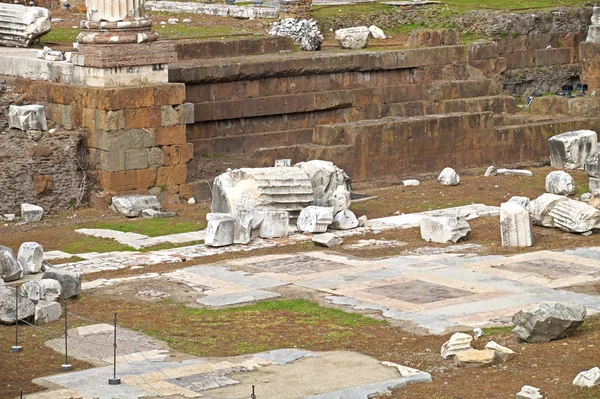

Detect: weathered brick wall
0,129,87,214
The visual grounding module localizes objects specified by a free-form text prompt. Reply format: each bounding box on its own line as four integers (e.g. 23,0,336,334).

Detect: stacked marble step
0,4,51,48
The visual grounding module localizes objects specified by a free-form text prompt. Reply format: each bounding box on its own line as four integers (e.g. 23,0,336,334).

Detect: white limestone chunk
297,206,334,233
17,242,44,274
402,179,420,186
0,285,35,324
573,367,600,388
420,216,470,244
500,202,533,247
205,213,235,247
21,203,44,223
437,167,460,186
368,25,386,39
21,279,61,302
548,130,597,169
295,160,352,213
527,193,568,227
516,385,543,399
591,177,600,192
111,195,162,218
485,341,515,362
0,246,23,282
312,233,343,248
497,169,533,177
234,211,252,244
0,4,51,48
507,196,530,209
441,332,473,359
453,349,495,368
484,166,497,176
331,210,359,230
259,211,289,239
547,198,600,233
545,171,575,195
335,26,370,49
34,301,62,324
9,105,47,131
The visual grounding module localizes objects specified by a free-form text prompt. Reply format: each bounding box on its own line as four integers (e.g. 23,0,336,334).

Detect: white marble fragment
548,198,600,233
420,216,470,243
527,193,568,227
516,385,543,399
297,206,334,233
312,233,343,248
259,211,289,239
573,367,600,388
9,105,47,131
335,26,370,49
402,179,420,186
21,203,44,223
484,341,515,362
545,171,575,195
35,301,62,324
368,25,386,39
274,159,291,167
500,202,533,247
441,332,473,359
17,242,44,274
437,167,460,186
205,214,235,247
331,210,359,230
548,130,597,169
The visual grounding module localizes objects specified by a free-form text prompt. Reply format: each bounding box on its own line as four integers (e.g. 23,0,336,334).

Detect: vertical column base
10,345,23,353
109,378,121,385
61,364,73,371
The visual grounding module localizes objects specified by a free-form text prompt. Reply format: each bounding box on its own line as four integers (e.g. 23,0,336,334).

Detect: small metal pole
251,385,256,399
11,287,22,353
20,390,24,399
108,312,121,385
61,300,72,371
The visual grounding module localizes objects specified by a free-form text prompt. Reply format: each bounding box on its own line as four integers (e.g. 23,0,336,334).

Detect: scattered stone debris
368,25,386,39
545,171,575,195
500,202,533,247
516,385,543,399
37,46,65,61
485,341,515,362
346,239,404,249
402,179,420,186
9,105,48,131
168,17,179,24
17,242,44,275
331,210,359,230
188,197,196,204
3,214,16,222
141,209,176,219
512,301,586,343
453,349,495,368
485,166,532,177
296,160,352,213
441,332,473,359
42,269,82,299
0,246,23,282
312,232,343,248
420,216,471,244
573,367,600,388
21,203,44,223
437,167,460,186
268,18,323,51
21,279,61,302
548,130,597,170
335,26,371,49
297,206,334,233
0,3,51,47
357,215,368,227
111,195,163,218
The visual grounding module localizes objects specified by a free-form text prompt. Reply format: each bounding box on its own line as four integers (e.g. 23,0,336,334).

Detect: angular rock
402,179,420,186
420,216,471,244
205,213,235,247
274,159,291,167
453,349,495,367
357,215,368,227
368,25,386,39
300,31,323,51
111,195,162,218
212,167,313,218
140,209,176,218
259,211,289,239
269,18,322,51
8,105,48,131
34,301,62,324
312,233,343,248
0,285,35,324
0,246,23,282
297,206,334,233
527,193,568,227
500,202,534,247
438,167,460,186
295,160,352,213
573,367,600,388
485,341,516,362
507,196,530,209
0,4,51,48
331,210,359,230
516,385,543,399
547,198,600,233
484,166,497,176
21,203,44,223
441,332,473,359
545,171,575,195
512,301,586,343
42,269,82,299
548,130,597,170
335,26,370,49
18,242,44,275
585,148,600,178
234,211,252,245
21,279,61,302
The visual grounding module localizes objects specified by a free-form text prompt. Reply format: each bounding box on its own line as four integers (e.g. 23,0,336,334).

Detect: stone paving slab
196,289,281,306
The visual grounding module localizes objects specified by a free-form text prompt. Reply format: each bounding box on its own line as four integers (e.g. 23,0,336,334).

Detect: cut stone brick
420,216,470,244
297,206,334,233
500,202,533,247
9,105,48,131
548,130,597,170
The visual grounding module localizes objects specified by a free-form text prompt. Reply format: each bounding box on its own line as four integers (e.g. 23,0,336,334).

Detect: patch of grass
438,0,589,10
482,326,514,335
139,240,205,252
42,27,80,43
57,235,135,254
148,18,252,39
91,219,205,237
313,3,393,20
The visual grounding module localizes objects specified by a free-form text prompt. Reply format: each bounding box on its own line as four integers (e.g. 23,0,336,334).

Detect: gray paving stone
255,348,317,365
297,269,403,290
302,374,432,399
183,266,287,289
196,290,280,307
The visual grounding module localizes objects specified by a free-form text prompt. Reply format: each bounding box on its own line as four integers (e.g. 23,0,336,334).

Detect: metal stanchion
11,288,22,353
108,312,121,385
61,300,72,371
251,385,256,399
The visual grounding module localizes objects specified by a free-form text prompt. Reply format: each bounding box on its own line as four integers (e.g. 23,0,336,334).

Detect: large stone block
21,203,44,223
527,193,568,227
17,242,44,275
0,285,35,324
437,167,460,186
295,160,352,213
9,105,47,131
111,195,162,218
512,302,586,343
259,211,289,239
547,198,600,233
0,4,51,48
42,269,82,299
297,206,334,233
500,202,533,247
548,130,597,169
573,367,600,388
420,216,471,244
21,279,61,302
34,301,62,324
334,26,370,49
545,171,575,196
0,246,23,282
205,213,235,247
